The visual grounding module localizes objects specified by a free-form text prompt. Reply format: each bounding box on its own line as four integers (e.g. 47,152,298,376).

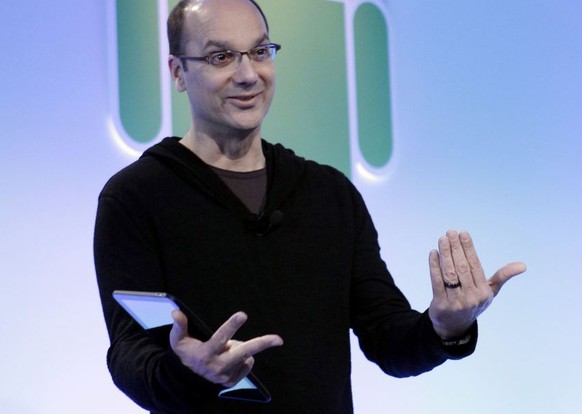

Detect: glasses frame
178,43,282,71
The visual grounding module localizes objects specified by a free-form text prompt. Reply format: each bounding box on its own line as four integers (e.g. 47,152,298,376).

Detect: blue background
1,0,580,413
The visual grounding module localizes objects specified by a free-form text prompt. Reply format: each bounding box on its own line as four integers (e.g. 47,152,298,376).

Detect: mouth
228,92,262,107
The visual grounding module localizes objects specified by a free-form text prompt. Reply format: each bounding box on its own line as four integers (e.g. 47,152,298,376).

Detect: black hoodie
94,137,476,414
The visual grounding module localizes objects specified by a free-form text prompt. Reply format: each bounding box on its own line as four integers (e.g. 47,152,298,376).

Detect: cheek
189,77,224,107
261,69,276,99
264,66,276,86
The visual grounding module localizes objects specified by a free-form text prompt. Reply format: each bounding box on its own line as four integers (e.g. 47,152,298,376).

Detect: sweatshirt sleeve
94,190,222,413
346,182,477,378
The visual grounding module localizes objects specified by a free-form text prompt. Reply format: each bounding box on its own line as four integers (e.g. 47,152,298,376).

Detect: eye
251,46,270,61
209,51,235,67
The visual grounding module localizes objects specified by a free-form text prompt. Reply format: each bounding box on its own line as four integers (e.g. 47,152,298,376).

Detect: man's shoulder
100,137,189,194
265,139,348,182
98,156,163,198
102,138,187,193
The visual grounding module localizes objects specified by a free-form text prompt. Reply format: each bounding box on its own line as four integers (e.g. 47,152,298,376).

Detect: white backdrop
1,1,580,413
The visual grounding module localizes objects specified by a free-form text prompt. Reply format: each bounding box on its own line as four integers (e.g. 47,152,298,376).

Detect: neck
179,128,265,172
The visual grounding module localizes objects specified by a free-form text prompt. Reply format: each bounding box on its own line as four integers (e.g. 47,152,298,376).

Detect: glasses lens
209,51,236,67
250,45,270,62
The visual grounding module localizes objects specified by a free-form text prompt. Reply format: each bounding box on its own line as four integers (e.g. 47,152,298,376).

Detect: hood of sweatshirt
141,137,307,231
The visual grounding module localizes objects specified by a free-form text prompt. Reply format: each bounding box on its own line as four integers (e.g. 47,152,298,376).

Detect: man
94,0,526,413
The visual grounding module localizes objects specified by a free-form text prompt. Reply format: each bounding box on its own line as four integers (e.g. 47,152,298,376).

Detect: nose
233,54,259,85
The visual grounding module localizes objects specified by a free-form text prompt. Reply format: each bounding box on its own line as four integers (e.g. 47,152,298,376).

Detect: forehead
182,0,268,52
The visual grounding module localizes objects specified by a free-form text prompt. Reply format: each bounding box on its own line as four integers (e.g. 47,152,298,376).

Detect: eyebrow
202,34,270,52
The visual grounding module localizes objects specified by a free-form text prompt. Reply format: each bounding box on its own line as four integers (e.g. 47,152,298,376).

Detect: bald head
167,0,269,56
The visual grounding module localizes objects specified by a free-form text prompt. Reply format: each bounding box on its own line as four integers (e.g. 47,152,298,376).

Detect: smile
228,92,262,107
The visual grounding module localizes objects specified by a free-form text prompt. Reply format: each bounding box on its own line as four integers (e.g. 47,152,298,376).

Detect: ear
168,55,186,92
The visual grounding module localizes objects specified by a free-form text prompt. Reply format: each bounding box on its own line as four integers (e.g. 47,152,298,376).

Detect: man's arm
348,183,463,377
348,181,525,377
95,189,283,412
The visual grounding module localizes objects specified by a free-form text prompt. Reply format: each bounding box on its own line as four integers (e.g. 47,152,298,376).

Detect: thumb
489,261,527,296
169,309,189,347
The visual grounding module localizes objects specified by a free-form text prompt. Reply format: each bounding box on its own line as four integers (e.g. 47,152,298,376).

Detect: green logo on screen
107,0,394,179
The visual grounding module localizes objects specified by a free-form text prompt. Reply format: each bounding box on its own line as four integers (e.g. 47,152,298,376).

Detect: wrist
441,332,472,347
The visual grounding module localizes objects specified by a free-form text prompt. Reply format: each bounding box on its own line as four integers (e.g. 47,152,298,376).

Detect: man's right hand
169,310,283,387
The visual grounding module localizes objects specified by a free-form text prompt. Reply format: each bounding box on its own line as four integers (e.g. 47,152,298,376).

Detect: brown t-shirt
211,167,267,214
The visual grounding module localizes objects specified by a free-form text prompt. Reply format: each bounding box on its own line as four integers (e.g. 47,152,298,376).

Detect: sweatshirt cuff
421,311,478,360
437,321,478,360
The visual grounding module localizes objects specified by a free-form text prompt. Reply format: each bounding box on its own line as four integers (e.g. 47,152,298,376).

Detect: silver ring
444,281,462,289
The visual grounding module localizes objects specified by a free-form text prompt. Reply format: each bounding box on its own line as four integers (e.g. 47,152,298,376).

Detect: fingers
437,234,462,289
170,310,189,347
207,314,283,387
217,335,283,387
435,230,487,290
437,230,474,293
221,356,255,388
448,230,473,285
207,311,249,354
429,249,445,296
441,229,525,296
232,334,284,359
208,312,283,364
489,261,527,296
458,231,488,287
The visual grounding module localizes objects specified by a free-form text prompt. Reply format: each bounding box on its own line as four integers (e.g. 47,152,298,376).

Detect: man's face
175,0,276,138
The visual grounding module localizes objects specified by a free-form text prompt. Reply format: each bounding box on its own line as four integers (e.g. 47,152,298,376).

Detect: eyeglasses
179,43,281,71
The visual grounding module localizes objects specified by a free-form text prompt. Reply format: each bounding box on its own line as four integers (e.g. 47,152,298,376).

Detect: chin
230,113,268,132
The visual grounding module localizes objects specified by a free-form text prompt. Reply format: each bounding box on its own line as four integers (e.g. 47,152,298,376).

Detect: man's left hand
428,229,526,339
